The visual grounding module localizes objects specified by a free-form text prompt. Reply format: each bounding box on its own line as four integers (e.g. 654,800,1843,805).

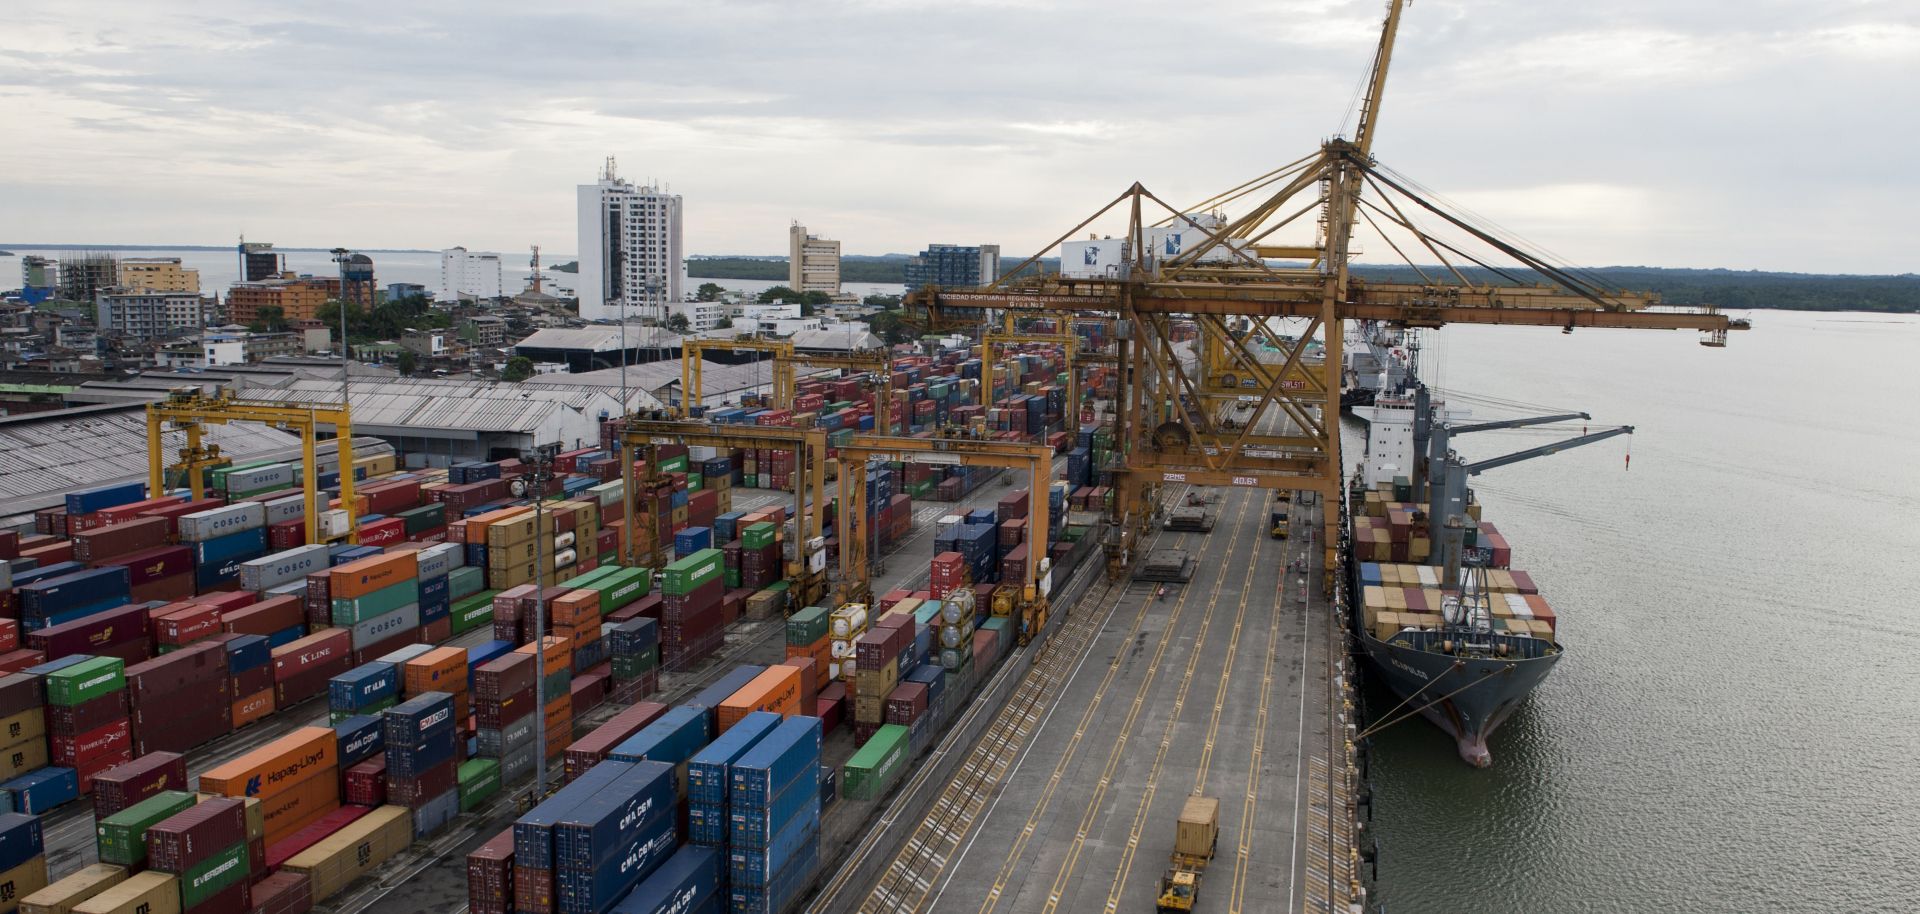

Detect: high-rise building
19,256,56,304
788,224,841,296
438,247,504,301
904,244,1001,293
239,241,283,282
95,291,211,339
117,258,201,294
577,157,683,322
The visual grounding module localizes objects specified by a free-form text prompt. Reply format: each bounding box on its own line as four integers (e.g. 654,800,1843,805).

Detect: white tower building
577,157,684,322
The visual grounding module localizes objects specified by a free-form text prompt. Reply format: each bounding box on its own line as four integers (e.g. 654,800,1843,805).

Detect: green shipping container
591,567,651,612
331,578,416,625
724,569,741,589
611,652,660,681
741,522,776,550
96,790,196,867
542,669,571,699
662,549,724,595
181,842,248,908
786,606,830,646
458,759,500,811
657,455,690,475
46,657,124,707
562,565,619,589
843,724,911,802
396,503,447,535
687,473,703,492
331,696,395,724
451,592,496,634
448,566,486,599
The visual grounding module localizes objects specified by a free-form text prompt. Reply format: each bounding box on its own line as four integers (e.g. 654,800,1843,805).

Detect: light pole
522,442,559,801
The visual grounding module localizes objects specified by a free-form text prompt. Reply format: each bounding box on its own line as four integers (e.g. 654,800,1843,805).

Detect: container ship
1346,384,1565,767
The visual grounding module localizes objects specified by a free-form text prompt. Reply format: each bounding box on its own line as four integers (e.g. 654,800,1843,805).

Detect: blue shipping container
687,666,765,730
223,635,272,674
727,807,819,888
267,625,306,649
19,568,130,620
610,706,710,767
9,562,85,589
728,717,823,808
554,761,676,870
2,767,76,815
555,814,676,914
673,527,713,557
0,813,45,872
413,789,460,839
728,840,819,914
687,712,781,807
384,692,456,747
514,761,633,866
329,662,399,711
610,845,720,914
330,545,383,566
728,765,821,850
66,481,146,516
387,727,458,780
418,574,451,623
193,528,269,567
335,715,384,768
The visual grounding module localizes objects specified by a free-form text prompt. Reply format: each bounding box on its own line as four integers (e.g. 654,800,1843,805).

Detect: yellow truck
1156,796,1221,912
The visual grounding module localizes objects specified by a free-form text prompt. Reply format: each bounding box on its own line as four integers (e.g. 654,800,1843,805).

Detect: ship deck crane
146,389,360,544
905,0,1744,589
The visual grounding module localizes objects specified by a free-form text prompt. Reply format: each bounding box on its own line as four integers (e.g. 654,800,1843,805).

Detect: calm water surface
1363,310,1919,913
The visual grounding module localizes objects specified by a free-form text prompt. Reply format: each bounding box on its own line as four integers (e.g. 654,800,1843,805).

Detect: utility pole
330,248,352,410
523,442,559,802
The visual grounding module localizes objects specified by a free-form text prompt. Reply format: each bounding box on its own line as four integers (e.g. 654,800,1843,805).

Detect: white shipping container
588,480,624,508
262,494,307,525
415,542,465,580
177,503,268,542
225,464,294,494
1061,238,1130,279
688,446,719,461
350,602,420,649
239,544,330,591
267,580,308,599
319,510,352,539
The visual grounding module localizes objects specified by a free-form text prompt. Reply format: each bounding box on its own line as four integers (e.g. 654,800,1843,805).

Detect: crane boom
1354,0,1409,157
1451,412,1591,435
1464,425,1633,475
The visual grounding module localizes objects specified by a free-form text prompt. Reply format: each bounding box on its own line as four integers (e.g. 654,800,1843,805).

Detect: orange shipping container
550,591,599,627
199,726,336,801
459,507,533,546
327,552,418,601
402,647,467,695
515,636,570,670
231,689,275,729
259,771,341,845
717,666,802,732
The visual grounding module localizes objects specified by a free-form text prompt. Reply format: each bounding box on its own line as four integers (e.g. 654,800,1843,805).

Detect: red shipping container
48,690,127,736
19,540,75,565
127,640,226,701
345,756,387,807
92,496,187,527
0,621,14,654
467,828,516,914
147,796,247,872
416,617,452,645
26,603,149,661
351,629,417,668
357,517,406,548
72,517,172,563
251,871,314,914
359,481,423,515
130,574,195,605
222,595,304,636
264,807,371,872
193,591,258,614
0,650,46,674
52,719,132,768
272,629,352,707
233,664,274,698
269,518,307,551
387,757,455,808
157,605,224,647
76,747,135,797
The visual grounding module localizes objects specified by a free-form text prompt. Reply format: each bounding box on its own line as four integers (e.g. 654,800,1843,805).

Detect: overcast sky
2,1,1914,273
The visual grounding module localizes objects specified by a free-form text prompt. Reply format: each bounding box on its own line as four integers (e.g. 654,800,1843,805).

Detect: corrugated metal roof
514,326,682,352
0,405,304,505
789,327,884,351
262,377,637,432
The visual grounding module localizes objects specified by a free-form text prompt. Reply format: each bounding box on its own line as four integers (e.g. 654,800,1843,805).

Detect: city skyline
1,2,1915,274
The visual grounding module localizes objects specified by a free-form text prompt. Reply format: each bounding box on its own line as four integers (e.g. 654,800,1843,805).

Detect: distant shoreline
0,243,440,254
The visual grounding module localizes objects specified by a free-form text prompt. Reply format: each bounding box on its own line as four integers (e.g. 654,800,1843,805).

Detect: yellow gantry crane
906,0,1746,588
146,389,360,544
836,431,1055,642
679,337,898,433
618,419,830,606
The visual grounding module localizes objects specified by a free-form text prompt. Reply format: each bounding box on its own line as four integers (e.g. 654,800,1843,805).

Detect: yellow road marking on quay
1032,490,1257,914
1230,502,1312,914
970,490,1208,914
1099,493,1271,913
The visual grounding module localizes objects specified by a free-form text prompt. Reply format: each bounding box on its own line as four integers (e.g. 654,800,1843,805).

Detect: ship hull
1356,629,1560,766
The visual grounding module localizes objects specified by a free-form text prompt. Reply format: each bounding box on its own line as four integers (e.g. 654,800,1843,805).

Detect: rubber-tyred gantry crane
906,0,1746,590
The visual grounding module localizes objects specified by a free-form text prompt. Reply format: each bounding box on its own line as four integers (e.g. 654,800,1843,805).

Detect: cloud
0,0,1914,273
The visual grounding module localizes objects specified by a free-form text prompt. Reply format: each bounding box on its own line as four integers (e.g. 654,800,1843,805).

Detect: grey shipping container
350,602,419,649
177,504,267,543
262,495,308,525
415,543,465,580
239,545,330,592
